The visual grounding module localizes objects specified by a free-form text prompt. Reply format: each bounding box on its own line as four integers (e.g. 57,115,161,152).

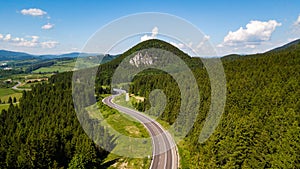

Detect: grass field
0,88,22,103
0,88,18,96
32,58,100,73
0,103,18,111
32,60,75,73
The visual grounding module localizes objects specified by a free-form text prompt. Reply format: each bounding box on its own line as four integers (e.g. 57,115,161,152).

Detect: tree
8,97,12,104
68,154,86,169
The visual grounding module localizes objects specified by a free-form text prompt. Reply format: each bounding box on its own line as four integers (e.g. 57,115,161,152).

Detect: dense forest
127,40,300,168
0,73,115,168
1,39,299,168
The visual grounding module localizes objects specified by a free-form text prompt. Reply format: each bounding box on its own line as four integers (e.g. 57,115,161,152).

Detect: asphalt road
102,89,179,169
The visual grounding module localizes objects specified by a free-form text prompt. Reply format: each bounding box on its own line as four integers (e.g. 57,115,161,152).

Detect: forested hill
129,40,300,168
269,39,300,53
0,75,114,168
222,38,300,61
1,39,299,168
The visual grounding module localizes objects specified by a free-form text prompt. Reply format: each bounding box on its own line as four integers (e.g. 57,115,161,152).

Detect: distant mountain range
1,39,299,62
0,50,101,61
222,39,300,61
268,39,300,52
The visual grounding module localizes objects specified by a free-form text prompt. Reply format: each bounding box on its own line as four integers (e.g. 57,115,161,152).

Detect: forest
0,39,299,168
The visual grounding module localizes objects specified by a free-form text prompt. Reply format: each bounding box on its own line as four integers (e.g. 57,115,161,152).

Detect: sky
0,0,300,56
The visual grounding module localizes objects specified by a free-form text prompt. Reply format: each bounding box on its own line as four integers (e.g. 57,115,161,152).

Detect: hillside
128,40,300,168
0,49,115,60
1,39,299,168
222,39,300,61
0,50,34,61
269,39,300,53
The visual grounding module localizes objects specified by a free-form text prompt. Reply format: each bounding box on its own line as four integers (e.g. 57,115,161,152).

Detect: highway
102,89,179,169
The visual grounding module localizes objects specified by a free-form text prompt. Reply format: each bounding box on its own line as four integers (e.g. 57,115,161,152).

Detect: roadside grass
87,101,149,138
86,96,152,169
113,93,191,168
103,153,150,169
113,93,171,130
113,94,136,109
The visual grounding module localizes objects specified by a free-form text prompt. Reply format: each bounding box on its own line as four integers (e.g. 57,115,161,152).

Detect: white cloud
245,44,256,49
41,41,59,48
140,26,159,42
31,36,39,42
0,33,58,48
170,42,185,49
294,15,300,26
0,34,3,40
14,36,39,47
17,40,38,47
21,8,47,16
12,37,21,42
152,26,158,37
41,23,54,30
196,35,210,49
3,34,11,41
168,34,211,55
222,20,281,46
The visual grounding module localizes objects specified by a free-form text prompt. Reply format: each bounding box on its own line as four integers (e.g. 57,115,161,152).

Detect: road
12,81,31,91
102,89,179,169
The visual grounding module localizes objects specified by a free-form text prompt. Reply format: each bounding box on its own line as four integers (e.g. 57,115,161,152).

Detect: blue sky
0,0,300,56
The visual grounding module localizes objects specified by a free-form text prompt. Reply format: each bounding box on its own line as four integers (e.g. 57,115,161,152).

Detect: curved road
12,81,31,91
103,89,179,169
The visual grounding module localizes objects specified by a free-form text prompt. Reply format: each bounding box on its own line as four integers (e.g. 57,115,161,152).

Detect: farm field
33,60,75,73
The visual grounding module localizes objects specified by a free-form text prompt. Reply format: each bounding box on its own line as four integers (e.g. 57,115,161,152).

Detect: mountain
38,52,101,59
102,39,203,70
0,50,35,61
0,50,102,61
222,38,300,61
269,39,300,52
122,39,300,168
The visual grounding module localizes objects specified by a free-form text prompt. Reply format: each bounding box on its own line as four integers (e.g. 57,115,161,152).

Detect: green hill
117,39,300,168
269,39,300,53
